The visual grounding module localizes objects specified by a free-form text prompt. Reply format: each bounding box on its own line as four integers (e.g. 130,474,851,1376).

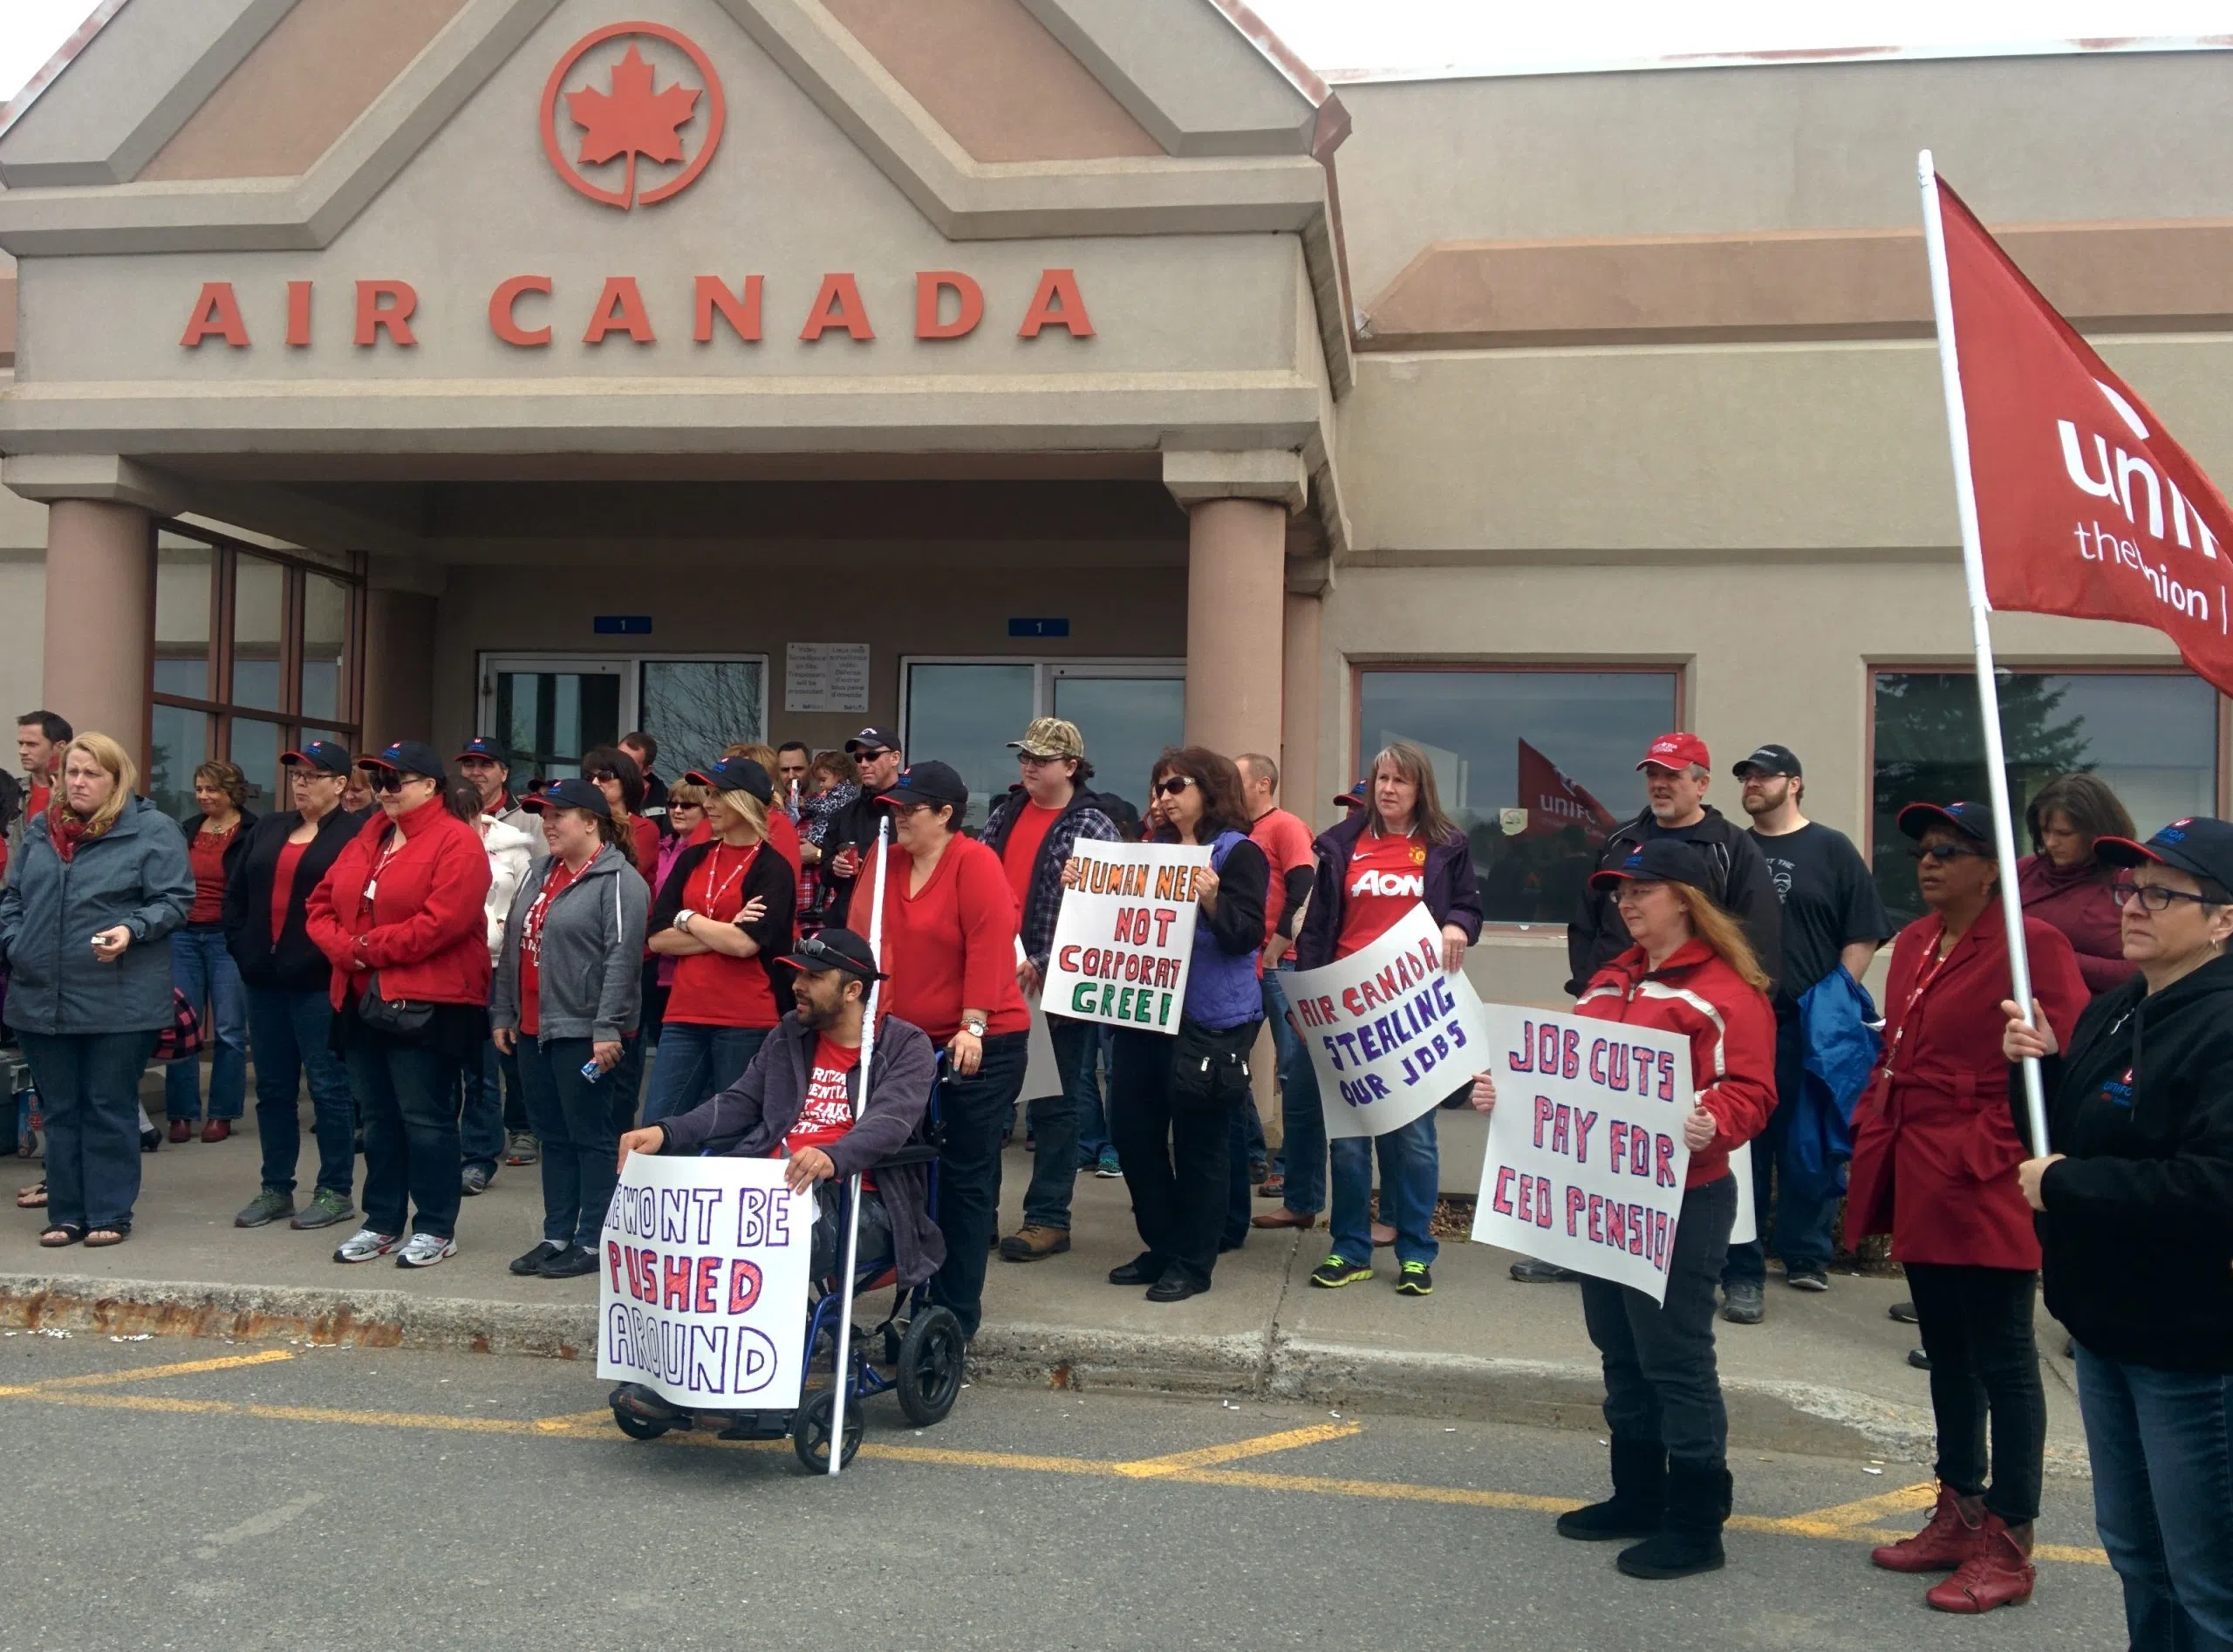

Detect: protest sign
1046,842,1212,1033
1287,904,1489,1140
598,1153,814,1410
1470,1007,1694,1303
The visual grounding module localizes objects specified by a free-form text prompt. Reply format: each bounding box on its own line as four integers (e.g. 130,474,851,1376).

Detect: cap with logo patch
2096,816,2233,893
844,727,901,757
1333,778,1367,811
1732,744,1801,779
1897,800,1995,845
877,761,969,810
281,741,352,776
359,741,447,780
454,737,511,766
1588,837,1717,891
684,756,774,803
521,776,611,818
1637,733,1711,773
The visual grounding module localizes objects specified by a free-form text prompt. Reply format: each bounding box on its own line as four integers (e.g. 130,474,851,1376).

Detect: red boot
1871,1484,1984,1573
1925,1515,2036,1614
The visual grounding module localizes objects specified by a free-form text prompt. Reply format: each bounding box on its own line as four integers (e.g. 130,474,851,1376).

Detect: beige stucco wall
0,488,47,722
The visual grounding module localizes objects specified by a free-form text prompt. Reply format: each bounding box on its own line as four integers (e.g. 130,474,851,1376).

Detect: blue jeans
165,925,245,1123
344,1027,464,1241
517,1034,622,1252
1022,1016,1098,1229
641,1023,767,1126
245,985,355,1198
1329,1109,1440,1267
1264,967,1325,1216
460,1041,507,1173
2077,1343,2233,1651
17,1029,159,1230
1076,1027,1114,1160
1722,1008,1835,1285
930,1030,1032,1339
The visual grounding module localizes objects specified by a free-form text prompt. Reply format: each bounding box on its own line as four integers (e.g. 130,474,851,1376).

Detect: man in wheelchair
609,927,946,1427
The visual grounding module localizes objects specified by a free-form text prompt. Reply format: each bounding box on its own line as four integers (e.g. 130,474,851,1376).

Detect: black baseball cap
282,740,352,775
2096,816,2233,892
1898,800,1995,845
522,776,610,818
1589,837,1717,891
684,756,773,803
778,926,886,981
1732,744,1802,779
455,737,510,766
877,761,968,809
359,741,447,781
844,727,901,757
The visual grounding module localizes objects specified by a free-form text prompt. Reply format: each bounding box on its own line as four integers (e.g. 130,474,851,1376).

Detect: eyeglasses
1907,843,1991,863
2111,879,2220,913
1154,776,1194,798
1018,752,1067,768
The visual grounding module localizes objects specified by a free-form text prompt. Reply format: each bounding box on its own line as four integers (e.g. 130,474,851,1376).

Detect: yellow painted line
1780,1480,1938,1531
532,1408,628,1433
1115,1420,1362,1478
1173,1464,1574,1513
861,1441,1129,1476
0,1347,294,1395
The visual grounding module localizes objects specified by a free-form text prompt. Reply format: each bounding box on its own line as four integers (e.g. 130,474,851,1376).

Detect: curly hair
1149,747,1251,843
192,760,249,812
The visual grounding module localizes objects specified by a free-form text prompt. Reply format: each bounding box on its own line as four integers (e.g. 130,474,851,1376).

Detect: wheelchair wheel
895,1306,966,1426
791,1388,864,1472
612,1408,670,1442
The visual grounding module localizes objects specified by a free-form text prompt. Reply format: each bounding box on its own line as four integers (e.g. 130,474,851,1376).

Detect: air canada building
3,0,2230,997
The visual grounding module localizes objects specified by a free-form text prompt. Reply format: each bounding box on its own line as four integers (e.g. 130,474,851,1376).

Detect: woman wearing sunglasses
1844,800,2088,1614
2002,819,2233,1652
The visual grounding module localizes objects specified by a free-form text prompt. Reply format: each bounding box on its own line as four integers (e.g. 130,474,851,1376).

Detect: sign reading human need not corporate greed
1471,1008,1694,1304
1045,843,1212,1033
598,1153,813,1410
1286,905,1491,1140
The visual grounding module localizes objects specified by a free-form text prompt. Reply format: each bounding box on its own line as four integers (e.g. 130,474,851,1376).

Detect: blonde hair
722,742,778,771
1669,881,1772,995
664,780,708,810
714,789,768,842
59,733,137,838
1369,740,1461,848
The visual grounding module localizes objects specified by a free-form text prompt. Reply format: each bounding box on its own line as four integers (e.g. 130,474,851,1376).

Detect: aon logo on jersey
1350,870,1424,898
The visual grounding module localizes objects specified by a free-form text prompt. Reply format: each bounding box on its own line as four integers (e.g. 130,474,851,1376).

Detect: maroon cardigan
2018,853,2136,993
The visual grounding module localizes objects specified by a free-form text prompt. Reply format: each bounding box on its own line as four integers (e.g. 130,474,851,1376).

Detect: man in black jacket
821,726,904,925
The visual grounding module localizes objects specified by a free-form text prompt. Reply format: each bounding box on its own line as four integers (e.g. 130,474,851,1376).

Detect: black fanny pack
358,973,434,1040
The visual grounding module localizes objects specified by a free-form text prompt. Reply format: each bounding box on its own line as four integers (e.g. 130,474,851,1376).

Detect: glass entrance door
485,658,626,782
479,655,768,784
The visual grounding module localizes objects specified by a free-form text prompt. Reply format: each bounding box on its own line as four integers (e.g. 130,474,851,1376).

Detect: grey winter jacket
0,797,196,1035
489,845,649,1043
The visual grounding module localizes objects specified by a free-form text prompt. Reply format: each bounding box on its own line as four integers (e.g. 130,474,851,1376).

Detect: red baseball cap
1636,732,1711,774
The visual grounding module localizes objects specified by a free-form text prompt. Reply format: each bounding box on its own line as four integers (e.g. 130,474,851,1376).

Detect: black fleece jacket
1566,805,1782,997
222,805,367,993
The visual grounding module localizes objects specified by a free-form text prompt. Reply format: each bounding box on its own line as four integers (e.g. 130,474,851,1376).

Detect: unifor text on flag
1936,177,2233,693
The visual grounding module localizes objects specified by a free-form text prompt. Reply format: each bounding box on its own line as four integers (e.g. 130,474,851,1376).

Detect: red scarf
51,808,92,864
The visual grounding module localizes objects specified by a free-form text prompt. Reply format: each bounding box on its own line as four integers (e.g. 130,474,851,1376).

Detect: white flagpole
824,817,889,1476
1917,148,2052,1157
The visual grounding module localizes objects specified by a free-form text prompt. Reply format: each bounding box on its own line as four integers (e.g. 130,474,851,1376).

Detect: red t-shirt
626,816,660,879
1000,802,1062,915
517,858,580,1038
270,836,311,943
857,836,1029,1043
783,1036,860,1158
188,823,236,924
664,843,781,1028
28,783,51,819
1335,827,1429,960
1249,805,1315,957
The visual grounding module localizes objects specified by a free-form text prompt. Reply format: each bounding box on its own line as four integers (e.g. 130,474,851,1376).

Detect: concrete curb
0,1273,2091,1476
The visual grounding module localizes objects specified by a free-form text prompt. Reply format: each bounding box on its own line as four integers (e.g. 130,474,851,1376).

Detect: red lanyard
523,862,577,963
362,830,406,913
1888,921,1955,1059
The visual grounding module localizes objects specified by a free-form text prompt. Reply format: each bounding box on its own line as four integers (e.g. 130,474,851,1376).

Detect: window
1871,669,2224,925
477,654,767,785
149,523,364,817
1355,667,1681,925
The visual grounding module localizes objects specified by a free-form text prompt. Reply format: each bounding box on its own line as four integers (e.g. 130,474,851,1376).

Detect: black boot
1615,1457,1731,1580
1556,1437,1667,1541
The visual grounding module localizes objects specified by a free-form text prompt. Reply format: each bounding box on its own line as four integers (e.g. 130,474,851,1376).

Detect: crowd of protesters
0,700,2227,1637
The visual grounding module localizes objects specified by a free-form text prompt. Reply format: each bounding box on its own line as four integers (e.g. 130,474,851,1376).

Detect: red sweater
1574,939,1778,1189
856,835,1028,1042
2018,853,2136,993
305,795,494,1010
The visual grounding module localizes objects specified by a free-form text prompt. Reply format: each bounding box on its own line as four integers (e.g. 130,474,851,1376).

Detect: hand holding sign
1045,842,1212,1033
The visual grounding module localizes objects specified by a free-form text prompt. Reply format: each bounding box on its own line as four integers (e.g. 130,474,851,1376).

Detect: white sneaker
395,1232,458,1269
333,1227,399,1264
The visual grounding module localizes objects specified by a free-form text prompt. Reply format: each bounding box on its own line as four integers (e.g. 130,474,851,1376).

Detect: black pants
928,1030,1030,1341
1905,1261,2045,1526
1110,1021,1258,1290
1579,1174,1738,1468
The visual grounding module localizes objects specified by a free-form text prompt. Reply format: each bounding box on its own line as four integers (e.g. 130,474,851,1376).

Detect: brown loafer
201,1119,232,1143
1252,1207,1317,1230
999,1225,1072,1262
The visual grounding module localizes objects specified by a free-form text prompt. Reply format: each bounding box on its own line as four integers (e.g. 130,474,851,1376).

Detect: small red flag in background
1936,175,2233,695
1516,740,1617,840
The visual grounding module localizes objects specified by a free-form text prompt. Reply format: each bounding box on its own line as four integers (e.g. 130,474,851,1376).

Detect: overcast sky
3,0,2228,109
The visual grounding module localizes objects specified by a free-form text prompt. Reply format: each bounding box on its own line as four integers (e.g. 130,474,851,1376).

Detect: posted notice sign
1046,843,1212,1033
598,1153,814,1410
1471,1008,1693,1303
1287,905,1490,1140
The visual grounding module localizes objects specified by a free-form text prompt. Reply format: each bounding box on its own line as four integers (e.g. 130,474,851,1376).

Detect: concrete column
44,498,153,759
1280,589,1322,829
360,589,437,747
1182,497,1287,756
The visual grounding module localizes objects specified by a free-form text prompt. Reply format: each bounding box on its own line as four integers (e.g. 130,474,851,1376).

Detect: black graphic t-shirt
1748,822,1893,997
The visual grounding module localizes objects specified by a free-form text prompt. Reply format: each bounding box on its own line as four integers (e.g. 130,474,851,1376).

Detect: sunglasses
1154,776,1194,798
369,770,431,795
586,769,618,784
789,936,869,973
2111,879,2219,913
1907,843,1990,863
851,748,890,762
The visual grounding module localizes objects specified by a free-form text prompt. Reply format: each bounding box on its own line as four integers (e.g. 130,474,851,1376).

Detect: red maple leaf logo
564,43,700,211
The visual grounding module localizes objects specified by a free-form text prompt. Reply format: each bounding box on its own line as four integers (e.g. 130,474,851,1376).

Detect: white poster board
598,1154,814,1410
1470,1007,1695,1303
1286,904,1490,1140
784,642,871,713
1045,842,1212,1033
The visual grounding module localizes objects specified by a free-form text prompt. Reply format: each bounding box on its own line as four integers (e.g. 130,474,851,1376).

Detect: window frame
897,655,1187,746
474,652,774,763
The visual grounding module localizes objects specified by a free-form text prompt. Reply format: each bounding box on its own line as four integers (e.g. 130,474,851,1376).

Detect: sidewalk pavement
3,1116,2089,1473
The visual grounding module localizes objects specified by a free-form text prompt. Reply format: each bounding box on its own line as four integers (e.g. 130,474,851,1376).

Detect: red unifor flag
1515,739,1617,840
1936,174,2233,693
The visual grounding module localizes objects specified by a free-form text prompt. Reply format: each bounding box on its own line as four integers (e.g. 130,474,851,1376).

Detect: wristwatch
964,1018,988,1038
673,910,695,933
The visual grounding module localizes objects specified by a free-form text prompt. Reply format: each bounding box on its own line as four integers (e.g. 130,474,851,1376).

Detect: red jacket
305,795,494,1010
857,835,1028,1043
1574,939,1777,1189
1844,902,2088,1269
2018,853,2136,994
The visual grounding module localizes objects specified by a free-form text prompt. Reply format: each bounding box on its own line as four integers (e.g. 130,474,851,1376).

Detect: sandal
38,1224,85,1247
84,1225,131,1248
16,1182,46,1209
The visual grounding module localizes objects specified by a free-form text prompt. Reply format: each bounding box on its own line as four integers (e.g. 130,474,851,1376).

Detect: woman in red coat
2019,773,2138,994
305,741,493,1271
1846,801,2088,1614
1472,837,1776,1582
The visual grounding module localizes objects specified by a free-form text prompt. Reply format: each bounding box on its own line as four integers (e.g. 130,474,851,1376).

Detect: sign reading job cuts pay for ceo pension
599,1153,813,1410
1045,843,1212,1033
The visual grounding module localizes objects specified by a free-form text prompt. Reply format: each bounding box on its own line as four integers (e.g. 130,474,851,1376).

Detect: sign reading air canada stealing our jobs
1285,905,1492,1141
598,1154,813,1410
1471,1007,1695,1304
1046,843,1212,1033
